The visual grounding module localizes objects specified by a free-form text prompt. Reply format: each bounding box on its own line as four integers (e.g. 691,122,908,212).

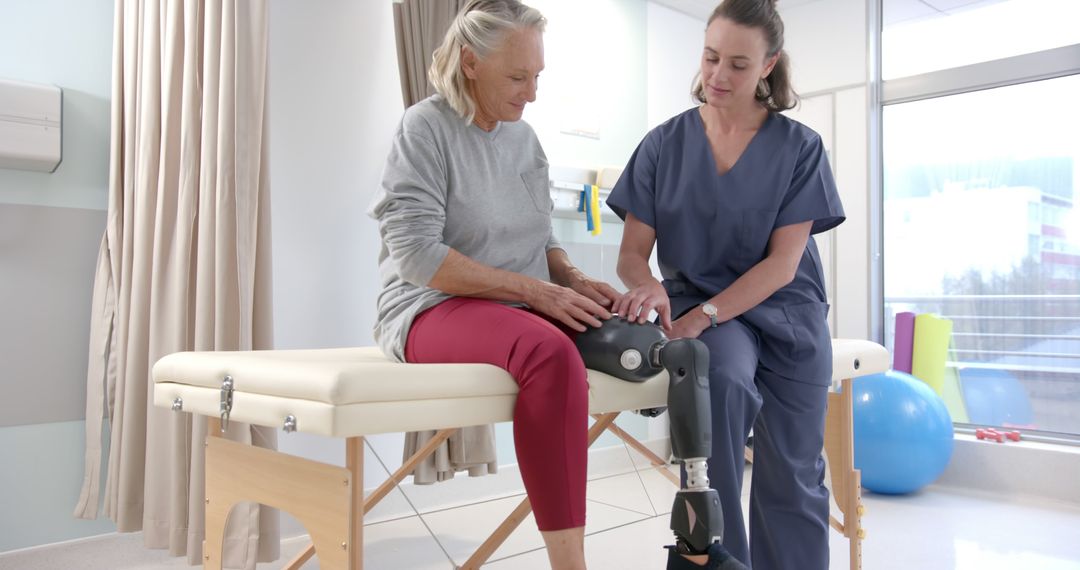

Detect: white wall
522,0,647,170
833,85,871,340
267,0,400,352
780,0,872,341
0,0,116,552
646,2,704,128
267,0,403,489
0,0,112,211
783,0,868,94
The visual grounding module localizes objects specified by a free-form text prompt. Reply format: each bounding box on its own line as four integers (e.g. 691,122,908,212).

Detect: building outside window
880,0,1080,438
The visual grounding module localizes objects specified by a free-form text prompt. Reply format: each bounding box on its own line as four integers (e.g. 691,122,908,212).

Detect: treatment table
153,338,888,569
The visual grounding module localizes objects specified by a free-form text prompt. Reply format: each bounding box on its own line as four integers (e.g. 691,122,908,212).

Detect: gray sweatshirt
368,95,561,361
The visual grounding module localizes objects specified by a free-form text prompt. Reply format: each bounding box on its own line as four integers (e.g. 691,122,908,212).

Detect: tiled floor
4,461,1080,570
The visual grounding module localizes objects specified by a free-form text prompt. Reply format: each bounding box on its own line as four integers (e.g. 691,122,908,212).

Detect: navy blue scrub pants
676,303,831,570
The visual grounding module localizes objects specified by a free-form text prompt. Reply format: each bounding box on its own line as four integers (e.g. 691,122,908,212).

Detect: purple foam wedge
893,311,915,373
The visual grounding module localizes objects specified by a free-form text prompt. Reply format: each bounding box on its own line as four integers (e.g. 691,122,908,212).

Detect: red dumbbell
1005,430,1021,442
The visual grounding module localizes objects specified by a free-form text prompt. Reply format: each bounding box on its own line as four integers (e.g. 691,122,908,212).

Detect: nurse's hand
525,280,612,332
668,311,710,340
614,278,672,331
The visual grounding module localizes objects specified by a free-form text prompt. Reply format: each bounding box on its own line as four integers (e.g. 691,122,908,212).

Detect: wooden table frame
202,379,863,569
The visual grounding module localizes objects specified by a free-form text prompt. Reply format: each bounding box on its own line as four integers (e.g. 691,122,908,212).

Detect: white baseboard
932,434,1080,504
0,531,118,559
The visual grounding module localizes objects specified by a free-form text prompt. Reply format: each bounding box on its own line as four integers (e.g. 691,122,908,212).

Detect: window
881,6,1080,438
882,0,1080,80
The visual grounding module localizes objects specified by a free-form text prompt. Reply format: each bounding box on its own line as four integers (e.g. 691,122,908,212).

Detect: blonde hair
429,0,546,123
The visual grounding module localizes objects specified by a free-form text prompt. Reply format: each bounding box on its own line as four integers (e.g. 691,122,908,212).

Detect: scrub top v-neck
606,106,845,384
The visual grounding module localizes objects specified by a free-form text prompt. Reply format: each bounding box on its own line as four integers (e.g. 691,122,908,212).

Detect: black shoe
637,406,667,418
665,542,747,570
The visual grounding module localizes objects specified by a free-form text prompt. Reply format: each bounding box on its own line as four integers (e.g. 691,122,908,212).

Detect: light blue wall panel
0,0,115,553
0,421,115,552
0,0,113,210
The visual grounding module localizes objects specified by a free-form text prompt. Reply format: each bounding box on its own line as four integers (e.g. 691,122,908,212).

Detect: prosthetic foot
575,319,746,569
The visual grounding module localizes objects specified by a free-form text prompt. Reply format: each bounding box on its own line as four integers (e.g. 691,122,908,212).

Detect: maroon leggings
405,297,588,531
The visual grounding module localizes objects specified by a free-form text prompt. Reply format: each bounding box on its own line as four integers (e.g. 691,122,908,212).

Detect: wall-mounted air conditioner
0,78,63,173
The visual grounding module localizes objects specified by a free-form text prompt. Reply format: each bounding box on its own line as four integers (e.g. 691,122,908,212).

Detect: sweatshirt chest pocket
519,166,553,214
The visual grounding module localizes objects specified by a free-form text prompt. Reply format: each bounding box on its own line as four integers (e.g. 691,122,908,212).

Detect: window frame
870,1,1080,445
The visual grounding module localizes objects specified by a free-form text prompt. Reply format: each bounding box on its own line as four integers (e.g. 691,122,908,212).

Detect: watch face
702,303,717,316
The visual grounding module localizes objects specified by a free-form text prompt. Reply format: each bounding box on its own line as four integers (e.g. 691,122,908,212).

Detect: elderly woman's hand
565,269,623,310
524,280,613,333
613,278,672,331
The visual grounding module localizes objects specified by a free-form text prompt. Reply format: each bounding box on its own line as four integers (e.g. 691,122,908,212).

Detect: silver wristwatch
701,303,718,328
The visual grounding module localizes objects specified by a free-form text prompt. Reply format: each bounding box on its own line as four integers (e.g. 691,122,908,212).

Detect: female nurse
606,1,845,568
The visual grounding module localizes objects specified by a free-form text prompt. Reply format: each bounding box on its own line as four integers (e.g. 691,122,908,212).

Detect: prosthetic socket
576,318,723,555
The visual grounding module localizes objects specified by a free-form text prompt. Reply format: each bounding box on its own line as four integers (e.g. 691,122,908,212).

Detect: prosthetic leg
576,318,747,569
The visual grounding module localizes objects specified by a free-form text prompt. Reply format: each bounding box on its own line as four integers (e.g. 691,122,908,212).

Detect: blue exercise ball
959,368,1033,427
852,370,954,495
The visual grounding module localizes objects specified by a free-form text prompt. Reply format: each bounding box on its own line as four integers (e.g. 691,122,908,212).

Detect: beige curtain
74,1,278,568
392,0,498,484
393,0,468,107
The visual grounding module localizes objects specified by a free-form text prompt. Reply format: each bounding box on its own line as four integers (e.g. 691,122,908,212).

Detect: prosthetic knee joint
576,318,723,555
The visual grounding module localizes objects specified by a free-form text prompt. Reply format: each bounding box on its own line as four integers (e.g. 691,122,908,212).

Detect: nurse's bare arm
428,248,610,332
614,213,673,330
679,220,813,335
546,248,623,309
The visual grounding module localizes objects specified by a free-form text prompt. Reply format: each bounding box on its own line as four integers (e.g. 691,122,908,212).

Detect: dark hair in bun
692,0,797,112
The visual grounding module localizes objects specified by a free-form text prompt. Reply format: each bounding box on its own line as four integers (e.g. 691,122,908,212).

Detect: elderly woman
367,1,621,568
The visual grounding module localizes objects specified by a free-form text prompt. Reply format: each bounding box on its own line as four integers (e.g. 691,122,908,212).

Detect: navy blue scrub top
606,108,845,384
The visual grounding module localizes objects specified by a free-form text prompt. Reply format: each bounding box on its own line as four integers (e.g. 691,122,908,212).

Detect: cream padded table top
152,339,889,438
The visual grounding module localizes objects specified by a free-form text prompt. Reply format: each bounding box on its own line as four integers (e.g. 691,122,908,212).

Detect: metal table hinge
220,375,234,433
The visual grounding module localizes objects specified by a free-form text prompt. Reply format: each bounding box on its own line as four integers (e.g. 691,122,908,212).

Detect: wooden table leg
824,377,863,570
